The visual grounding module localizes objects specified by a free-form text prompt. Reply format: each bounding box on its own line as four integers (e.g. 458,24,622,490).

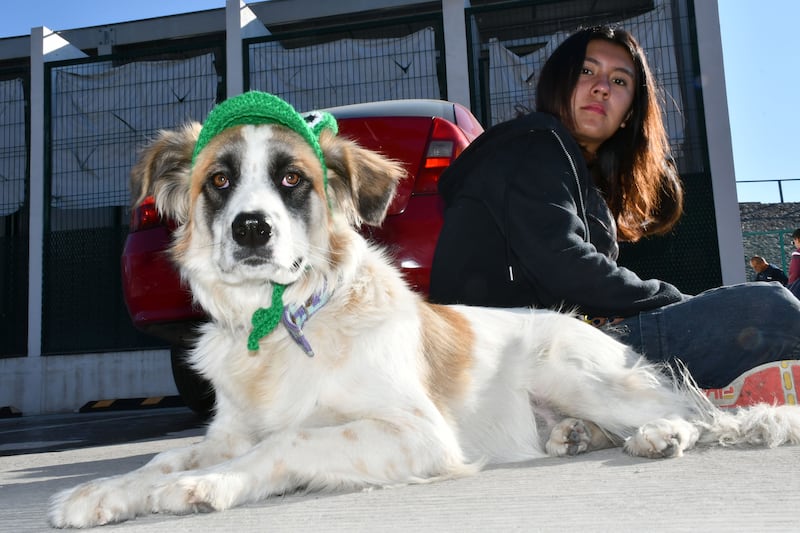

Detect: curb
0,406,22,418
78,396,186,413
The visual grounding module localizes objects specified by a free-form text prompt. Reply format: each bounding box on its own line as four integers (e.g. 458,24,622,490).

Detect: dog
49,92,800,528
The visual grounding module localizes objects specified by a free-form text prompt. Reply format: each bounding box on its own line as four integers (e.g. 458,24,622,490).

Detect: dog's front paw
49,477,139,528
624,418,699,458
152,473,242,515
546,418,593,456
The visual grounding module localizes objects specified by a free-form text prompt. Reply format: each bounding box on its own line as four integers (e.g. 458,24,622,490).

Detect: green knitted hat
192,91,338,192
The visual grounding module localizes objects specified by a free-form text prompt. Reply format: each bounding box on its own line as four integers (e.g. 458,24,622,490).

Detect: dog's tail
676,365,800,449
697,403,800,448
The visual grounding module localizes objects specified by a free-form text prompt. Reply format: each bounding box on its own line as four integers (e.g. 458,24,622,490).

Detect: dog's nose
231,212,272,247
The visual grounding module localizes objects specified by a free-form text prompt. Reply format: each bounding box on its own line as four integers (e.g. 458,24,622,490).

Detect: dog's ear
130,122,201,225
320,130,406,227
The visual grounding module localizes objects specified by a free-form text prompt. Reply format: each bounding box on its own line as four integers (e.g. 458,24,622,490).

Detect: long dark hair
536,25,683,241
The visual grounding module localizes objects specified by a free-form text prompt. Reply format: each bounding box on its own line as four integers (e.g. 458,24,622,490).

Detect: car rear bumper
121,225,205,332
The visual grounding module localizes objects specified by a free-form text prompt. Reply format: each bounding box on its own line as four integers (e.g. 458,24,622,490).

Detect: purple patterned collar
281,286,331,357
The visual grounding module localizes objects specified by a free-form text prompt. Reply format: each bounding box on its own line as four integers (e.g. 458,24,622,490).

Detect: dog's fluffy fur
50,114,800,528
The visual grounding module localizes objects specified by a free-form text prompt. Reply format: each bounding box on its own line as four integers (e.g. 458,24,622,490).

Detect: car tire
170,344,215,419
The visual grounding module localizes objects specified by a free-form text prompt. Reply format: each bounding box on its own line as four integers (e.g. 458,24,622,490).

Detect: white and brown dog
50,92,800,528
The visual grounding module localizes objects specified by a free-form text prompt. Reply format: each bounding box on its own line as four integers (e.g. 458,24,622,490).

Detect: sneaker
704,360,800,408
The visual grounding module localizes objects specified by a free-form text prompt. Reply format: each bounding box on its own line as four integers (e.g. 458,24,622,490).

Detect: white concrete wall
442,0,470,107
695,1,745,284
0,351,174,415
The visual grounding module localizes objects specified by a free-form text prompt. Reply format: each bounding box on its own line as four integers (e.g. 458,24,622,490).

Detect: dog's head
131,92,404,303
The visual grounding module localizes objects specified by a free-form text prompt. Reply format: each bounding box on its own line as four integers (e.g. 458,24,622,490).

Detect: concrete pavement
1,414,798,532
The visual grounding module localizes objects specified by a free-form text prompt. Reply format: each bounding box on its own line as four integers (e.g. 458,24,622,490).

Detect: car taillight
414,117,470,194
130,196,162,232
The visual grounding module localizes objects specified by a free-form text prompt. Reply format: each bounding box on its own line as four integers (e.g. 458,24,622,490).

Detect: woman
429,25,800,389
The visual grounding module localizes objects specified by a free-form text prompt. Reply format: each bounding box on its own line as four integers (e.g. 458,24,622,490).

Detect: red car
122,98,484,416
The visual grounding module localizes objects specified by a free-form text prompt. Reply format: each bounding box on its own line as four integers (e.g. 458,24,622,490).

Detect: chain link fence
244,15,445,108
0,72,28,357
42,43,224,354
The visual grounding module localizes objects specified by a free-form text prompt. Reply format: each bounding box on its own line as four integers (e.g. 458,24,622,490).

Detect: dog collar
247,284,332,355
281,286,332,357
248,283,287,352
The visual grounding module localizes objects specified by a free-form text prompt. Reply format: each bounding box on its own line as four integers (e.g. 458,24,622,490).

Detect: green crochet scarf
191,91,337,351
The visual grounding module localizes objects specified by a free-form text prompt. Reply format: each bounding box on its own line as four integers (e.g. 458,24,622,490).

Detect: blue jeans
613,282,800,388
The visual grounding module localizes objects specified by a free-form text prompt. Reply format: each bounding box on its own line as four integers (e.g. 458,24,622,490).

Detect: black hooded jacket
429,112,684,317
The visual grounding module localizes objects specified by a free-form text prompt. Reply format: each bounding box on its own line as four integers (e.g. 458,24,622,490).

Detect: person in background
787,229,800,299
749,255,788,285
788,229,800,285
429,25,800,390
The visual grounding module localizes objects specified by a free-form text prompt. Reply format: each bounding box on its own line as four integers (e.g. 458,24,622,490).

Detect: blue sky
2,1,796,203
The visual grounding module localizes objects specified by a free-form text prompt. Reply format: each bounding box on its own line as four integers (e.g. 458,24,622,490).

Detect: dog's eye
211,173,229,190
282,172,301,188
